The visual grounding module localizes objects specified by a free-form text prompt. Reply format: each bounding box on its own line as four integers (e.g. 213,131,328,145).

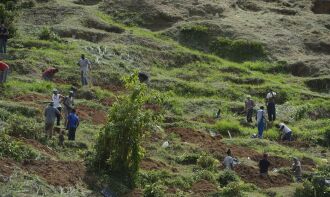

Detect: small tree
92,73,162,187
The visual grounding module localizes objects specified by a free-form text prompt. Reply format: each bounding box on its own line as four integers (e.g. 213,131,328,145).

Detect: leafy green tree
92,73,163,187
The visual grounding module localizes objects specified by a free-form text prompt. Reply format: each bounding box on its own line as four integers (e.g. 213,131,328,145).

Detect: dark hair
263,153,268,158
71,109,76,113
227,149,232,155
81,54,85,59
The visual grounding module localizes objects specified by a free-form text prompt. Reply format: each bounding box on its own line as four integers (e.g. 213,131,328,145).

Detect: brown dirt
100,97,114,106
250,155,291,168
140,158,166,171
234,165,292,189
19,138,58,159
279,140,311,148
191,115,216,124
12,93,49,103
77,105,107,125
191,180,217,195
144,103,161,112
23,160,86,187
123,188,143,197
166,127,258,160
0,158,17,177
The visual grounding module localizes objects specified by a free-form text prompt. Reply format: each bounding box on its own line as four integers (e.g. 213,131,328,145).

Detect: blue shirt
67,113,79,129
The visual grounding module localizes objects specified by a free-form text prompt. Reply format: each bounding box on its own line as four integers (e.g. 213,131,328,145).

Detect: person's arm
76,117,80,127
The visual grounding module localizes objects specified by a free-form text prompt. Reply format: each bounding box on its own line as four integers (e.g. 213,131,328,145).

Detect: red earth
191,179,217,195
76,105,107,125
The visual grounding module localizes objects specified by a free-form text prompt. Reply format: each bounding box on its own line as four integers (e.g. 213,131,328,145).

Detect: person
259,153,271,178
138,72,149,83
52,89,63,126
292,157,302,182
44,102,61,139
256,106,266,138
266,90,276,121
67,109,80,141
245,96,255,123
216,108,221,119
63,91,75,128
279,123,292,141
77,54,91,86
42,67,59,81
0,23,9,54
0,61,9,83
223,149,234,170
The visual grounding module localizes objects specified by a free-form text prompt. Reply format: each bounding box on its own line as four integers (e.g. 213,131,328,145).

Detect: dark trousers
267,102,276,121
246,108,253,123
68,127,77,141
282,132,292,141
0,68,8,83
56,107,61,126
81,71,88,86
0,39,7,54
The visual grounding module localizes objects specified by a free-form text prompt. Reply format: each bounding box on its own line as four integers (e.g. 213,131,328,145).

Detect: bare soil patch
12,93,49,104
235,165,292,189
0,158,16,177
250,155,291,168
19,138,58,159
140,158,166,171
77,105,107,125
23,160,86,187
191,179,217,195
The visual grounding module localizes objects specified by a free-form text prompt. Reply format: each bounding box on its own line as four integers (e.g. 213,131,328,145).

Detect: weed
218,170,240,187
6,114,42,139
214,119,242,136
197,154,219,171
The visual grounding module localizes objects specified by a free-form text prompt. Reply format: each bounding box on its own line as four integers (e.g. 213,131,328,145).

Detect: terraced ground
0,0,329,196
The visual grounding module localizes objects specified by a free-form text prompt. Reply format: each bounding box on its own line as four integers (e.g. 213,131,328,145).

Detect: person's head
263,153,268,159
53,88,58,95
260,106,264,110
81,54,85,59
54,68,59,73
49,102,54,107
293,157,299,164
247,95,251,100
69,90,74,97
227,149,232,156
71,109,76,114
278,123,285,130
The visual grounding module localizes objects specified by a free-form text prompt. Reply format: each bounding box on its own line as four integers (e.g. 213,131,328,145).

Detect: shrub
137,170,171,187
39,27,61,42
218,170,239,187
214,119,241,136
194,170,217,183
175,153,199,165
221,182,244,197
197,154,219,171
0,134,38,161
144,183,165,197
0,1,18,38
179,24,210,49
211,37,266,62
6,115,42,139
20,0,36,8
92,73,162,187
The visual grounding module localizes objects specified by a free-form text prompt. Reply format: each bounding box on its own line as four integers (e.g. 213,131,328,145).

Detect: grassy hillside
0,0,329,196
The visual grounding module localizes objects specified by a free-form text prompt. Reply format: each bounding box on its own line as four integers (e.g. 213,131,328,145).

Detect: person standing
52,89,63,126
42,67,59,81
77,54,91,86
44,102,61,139
279,123,293,141
0,61,9,83
266,89,276,121
256,106,266,138
63,91,75,128
292,157,302,182
245,96,255,123
67,109,80,141
223,149,234,170
0,23,9,54
259,153,271,178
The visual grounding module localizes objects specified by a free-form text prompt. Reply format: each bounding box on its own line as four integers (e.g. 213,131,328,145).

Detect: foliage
175,153,199,165
137,170,171,187
211,37,266,62
6,115,42,139
39,27,61,42
324,129,330,147
194,170,217,183
214,119,242,136
0,0,20,37
197,154,219,171
179,24,209,49
218,170,239,187
92,73,162,187
144,182,165,197
0,134,38,161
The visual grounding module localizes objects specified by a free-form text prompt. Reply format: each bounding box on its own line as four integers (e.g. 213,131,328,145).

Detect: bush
214,119,241,137
6,115,42,139
211,37,266,62
197,154,219,171
175,153,199,165
137,170,171,187
144,183,165,197
218,170,239,187
194,170,217,183
92,73,162,187
39,27,61,42
0,134,38,161
20,0,36,8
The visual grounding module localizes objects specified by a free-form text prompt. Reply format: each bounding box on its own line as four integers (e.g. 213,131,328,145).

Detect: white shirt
279,123,292,134
52,94,62,108
256,109,266,123
78,58,91,72
266,91,277,99
223,156,234,169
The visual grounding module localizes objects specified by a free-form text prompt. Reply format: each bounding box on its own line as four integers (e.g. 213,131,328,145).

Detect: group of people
44,88,79,143
244,90,292,140
223,149,302,182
